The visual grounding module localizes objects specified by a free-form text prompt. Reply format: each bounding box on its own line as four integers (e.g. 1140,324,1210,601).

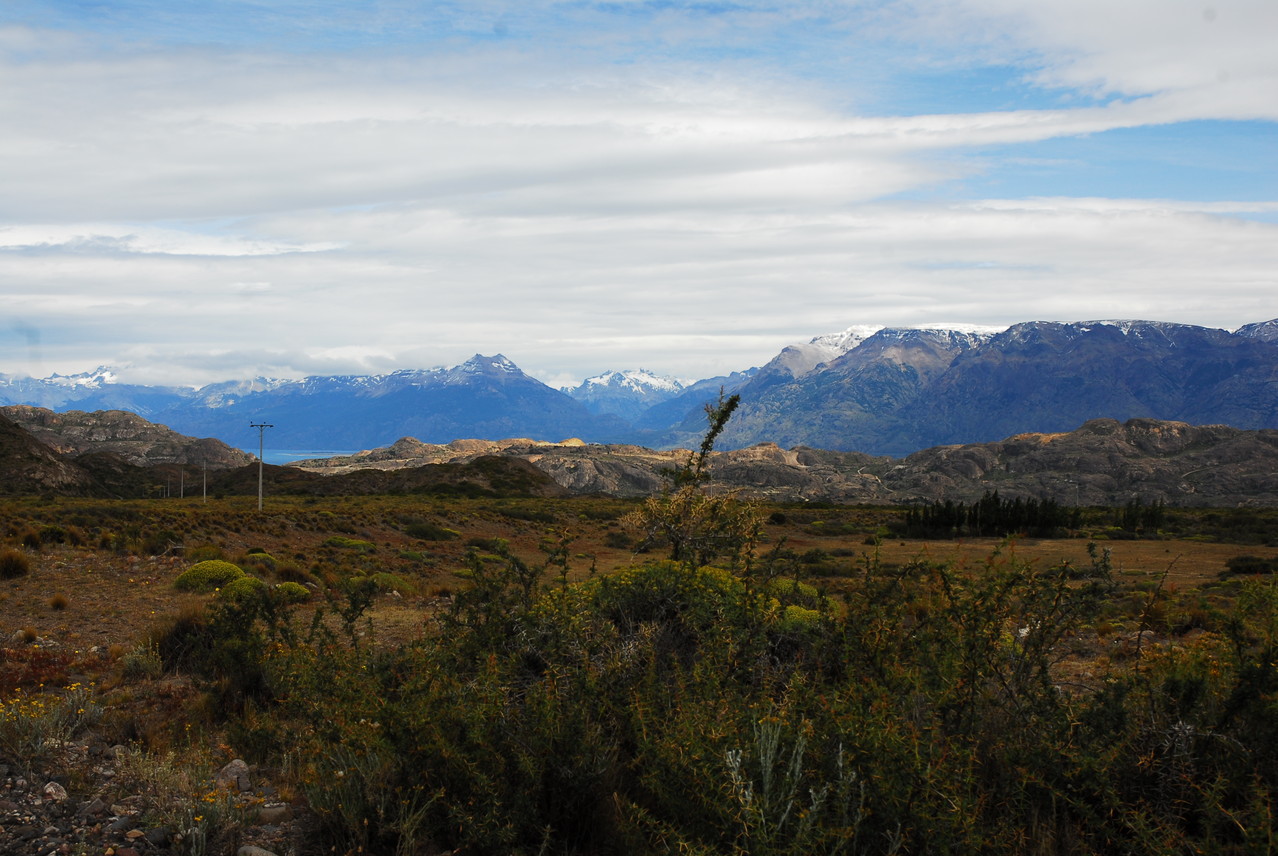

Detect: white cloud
0,2,1274,389
932,0,1278,117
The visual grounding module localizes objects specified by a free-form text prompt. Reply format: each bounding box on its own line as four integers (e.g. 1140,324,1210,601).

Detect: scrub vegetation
3,403,1278,854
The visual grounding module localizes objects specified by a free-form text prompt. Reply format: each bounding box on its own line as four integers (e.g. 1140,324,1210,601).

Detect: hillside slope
292,418,1278,507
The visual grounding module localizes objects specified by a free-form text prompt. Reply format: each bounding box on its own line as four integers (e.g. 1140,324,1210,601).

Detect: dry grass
0,495,1269,662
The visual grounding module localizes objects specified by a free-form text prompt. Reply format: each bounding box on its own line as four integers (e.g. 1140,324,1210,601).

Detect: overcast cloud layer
2,0,1275,388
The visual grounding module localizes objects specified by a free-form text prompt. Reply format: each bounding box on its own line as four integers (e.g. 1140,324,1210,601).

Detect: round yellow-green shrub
273,581,312,604
174,560,244,592
217,574,268,602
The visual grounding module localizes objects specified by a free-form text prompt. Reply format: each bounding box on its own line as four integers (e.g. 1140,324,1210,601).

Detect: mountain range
2,318,1277,456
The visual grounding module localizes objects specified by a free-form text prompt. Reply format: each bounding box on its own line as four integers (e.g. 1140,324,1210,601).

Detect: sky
1,0,1276,390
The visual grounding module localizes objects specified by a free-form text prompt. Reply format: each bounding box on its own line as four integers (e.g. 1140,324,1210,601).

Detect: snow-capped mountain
2,320,1277,456
1235,319,1278,343
0,367,190,414
691,319,1278,454
564,369,685,421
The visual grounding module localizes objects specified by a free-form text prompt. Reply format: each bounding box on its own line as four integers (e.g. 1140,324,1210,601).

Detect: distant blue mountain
3,319,1277,455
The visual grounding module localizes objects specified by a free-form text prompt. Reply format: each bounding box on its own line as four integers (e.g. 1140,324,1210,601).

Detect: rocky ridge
290,418,1278,506
0,406,253,469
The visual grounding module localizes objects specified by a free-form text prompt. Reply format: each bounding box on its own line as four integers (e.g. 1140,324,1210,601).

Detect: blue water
241,449,360,465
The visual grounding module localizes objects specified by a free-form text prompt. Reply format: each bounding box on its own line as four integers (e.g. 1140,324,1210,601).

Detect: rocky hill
0,411,568,500
0,411,99,496
290,418,1278,507
0,406,253,468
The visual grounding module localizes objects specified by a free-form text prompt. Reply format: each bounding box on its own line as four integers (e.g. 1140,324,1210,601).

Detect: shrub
174,560,244,592
496,507,558,524
0,549,30,580
120,642,164,680
0,684,101,775
187,543,224,562
114,749,240,854
463,536,506,552
147,604,212,674
275,560,316,586
273,582,311,604
324,537,376,553
241,551,277,573
603,530,632,550
37,524,67,545
405,522,459,541
217,575,268,603
48,593,68,611
1224,554,1278,575
368,572,416,596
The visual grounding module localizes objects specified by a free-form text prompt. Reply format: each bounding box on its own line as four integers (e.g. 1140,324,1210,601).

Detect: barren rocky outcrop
0,406,252,469
289,418,1278,506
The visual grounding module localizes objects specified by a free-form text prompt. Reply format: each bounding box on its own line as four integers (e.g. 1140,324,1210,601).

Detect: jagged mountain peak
579,369,683,393
46,366,119,387
768,324,1002,381
454,354,522,375
808,325,883,352
861,326,997,349
565,368,686,420
1237,318,1278,342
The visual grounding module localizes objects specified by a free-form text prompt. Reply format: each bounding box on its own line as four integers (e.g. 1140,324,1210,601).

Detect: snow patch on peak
871,326,1000,348
455,354,521,375
1237,319,1278,342
47,366,118,388
564,368,686,419
807,323,1002,356
1081,320,1146,335
809,325,883,353
580,369,684,394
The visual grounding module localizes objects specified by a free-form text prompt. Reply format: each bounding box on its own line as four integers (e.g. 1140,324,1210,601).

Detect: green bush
146,605,213,674
241,551,277,573
274,560,317,586
174,560,244,592
273,581,311,604
368,572,416,596
324,536,376,553
119,642,163,680
603,529,632,550
186,543,224,562
1225,554,1278,575
463,536,506,552
405,522,459,541
217,575,268,603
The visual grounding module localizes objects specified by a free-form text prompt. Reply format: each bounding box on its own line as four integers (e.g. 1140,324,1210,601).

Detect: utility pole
250,422,274,511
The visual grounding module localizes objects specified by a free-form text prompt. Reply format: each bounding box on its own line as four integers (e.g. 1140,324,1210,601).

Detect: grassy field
2,495,1273,650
